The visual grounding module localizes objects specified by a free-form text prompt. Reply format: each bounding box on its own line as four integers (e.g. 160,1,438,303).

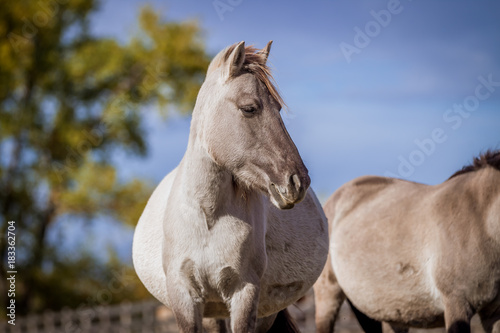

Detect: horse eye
240,105,257,116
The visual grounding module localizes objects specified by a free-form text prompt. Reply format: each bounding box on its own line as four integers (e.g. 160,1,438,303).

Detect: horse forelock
448,149,500,180
207,44,286,109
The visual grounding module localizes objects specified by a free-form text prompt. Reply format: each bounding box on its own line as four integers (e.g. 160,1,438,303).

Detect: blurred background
0,0,499,331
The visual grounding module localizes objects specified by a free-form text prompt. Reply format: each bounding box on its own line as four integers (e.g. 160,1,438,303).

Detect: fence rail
0,295,486,333
0,300,178,333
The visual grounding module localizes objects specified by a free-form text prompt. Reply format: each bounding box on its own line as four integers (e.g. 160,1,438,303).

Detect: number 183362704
7,221,15,270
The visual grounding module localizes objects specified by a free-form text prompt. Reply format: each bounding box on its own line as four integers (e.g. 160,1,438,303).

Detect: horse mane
209,44,286,109
448,149,500,180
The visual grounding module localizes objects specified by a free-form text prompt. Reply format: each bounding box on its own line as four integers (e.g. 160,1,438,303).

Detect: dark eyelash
240,105,257,113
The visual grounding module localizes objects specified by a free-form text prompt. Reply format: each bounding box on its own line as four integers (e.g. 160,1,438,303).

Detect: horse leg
478,296,500,333
229,282,260,333
203,318,228,333
313,253,345,333
256,314,277,333
479,310,500,333
255,313,278,333
387,323,409,333
348,298,383,333
166,276,204,332
443,296,473,333
265,309,300,333
168,289,204,332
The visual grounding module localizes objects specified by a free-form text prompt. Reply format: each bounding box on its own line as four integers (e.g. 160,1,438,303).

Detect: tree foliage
0,0,209,315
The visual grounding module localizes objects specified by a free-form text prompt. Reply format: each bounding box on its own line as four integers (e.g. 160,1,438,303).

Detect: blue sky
50,0,500,262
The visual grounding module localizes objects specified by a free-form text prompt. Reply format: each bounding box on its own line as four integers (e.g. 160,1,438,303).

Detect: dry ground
290,290,485,333
157,289,486,332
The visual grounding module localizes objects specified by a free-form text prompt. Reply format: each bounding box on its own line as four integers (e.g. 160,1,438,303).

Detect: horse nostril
278,185,287,195
291,174,301,192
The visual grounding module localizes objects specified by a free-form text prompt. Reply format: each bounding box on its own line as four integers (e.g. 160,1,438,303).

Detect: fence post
26,314,39,333
119,301,132,333
60,307,74,333
78,307,94,333
140,302,155,333
97,305,111,332
11,320,23,333
43,310,56,332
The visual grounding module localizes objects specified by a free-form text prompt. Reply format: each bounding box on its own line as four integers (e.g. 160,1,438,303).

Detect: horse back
324,175,421,229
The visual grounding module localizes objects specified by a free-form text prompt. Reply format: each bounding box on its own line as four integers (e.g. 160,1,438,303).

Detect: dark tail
347,299,383,333
268,308,301,333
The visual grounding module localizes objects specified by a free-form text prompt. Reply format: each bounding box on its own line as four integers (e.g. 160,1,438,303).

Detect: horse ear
259,40,273,64
225,41,245,79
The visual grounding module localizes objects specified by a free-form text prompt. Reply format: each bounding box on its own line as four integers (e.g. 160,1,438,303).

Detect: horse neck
182,140,228,206
176,130,262,228
468,167,500,204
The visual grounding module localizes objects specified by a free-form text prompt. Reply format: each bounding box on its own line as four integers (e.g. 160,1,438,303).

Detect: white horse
133,41,328,332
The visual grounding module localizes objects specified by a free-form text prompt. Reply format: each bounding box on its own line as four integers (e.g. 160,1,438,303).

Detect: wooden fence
0,293,364,333
0,300,178,333
0,295,486,333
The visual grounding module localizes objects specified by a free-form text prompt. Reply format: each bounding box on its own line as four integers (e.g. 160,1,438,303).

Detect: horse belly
331,226,444,326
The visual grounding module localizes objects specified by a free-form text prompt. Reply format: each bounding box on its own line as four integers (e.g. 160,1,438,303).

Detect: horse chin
269,184,295,210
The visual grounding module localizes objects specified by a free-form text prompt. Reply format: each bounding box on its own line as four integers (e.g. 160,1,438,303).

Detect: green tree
0,0,209,315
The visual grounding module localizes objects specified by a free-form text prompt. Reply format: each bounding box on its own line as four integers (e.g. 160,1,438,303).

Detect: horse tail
267,308,300,333
347,298,383,333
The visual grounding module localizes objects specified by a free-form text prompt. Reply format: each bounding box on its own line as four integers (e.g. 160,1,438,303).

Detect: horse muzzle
269,173,310,210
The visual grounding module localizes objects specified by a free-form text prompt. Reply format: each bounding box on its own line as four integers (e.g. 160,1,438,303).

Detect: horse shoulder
260,189,328,306
430,170,500,301
266,188,327,260
446,168,500,242
429,170,497,240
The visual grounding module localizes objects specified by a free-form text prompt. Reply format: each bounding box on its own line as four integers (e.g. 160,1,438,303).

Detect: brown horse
314,150,500,333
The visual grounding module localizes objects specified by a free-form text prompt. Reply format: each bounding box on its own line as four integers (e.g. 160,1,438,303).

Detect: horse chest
165,214,266,301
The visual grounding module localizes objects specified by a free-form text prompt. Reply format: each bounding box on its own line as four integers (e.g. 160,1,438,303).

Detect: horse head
191,41,310,209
